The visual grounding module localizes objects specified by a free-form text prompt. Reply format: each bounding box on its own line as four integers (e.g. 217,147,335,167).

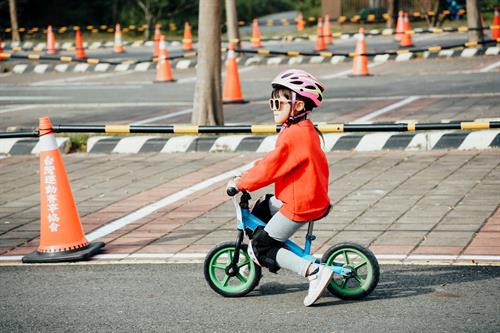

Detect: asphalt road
1,55,499,130
1,264,499,332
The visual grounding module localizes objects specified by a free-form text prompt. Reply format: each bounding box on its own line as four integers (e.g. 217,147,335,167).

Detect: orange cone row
352,28,370,76
251,19,262,48
22,117,104,263
155,35,175,83
183,22,193,51
223,43,246,104
492,6,500,40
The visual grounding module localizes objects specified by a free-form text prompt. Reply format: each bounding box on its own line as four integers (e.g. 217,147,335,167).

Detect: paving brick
369,245,414,255
411,246,463,255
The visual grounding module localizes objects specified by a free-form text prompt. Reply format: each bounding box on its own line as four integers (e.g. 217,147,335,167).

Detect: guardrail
2,121,499,139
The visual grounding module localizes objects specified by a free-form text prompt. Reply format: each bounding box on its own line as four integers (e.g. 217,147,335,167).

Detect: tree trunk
225,0,240,48
192,0,224,125
466,0,483,42
8,0,21,42
387,0,396,29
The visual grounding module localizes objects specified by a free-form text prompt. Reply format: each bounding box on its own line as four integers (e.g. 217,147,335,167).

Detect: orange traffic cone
491,6,500,40
0,37,5,61
400,13,414,47
74,27,86,59
315,18,326,51
183,22,193,51
153,24,161,57
223,43,247,104
46,25,57,55
114,23,126,53
323,15,333,45
296,12,305,32
22,117,104,263
352,28,370,76
251,19,262,48
154,35,175,83
395,10,404,41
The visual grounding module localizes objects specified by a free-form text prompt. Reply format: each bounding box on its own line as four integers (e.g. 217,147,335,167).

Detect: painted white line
479,60,500,73
0,102,191,109
132,108,192,125
459,130,499,150
355,132,397,151
3,252,500,264
0,105,35,114
0,96,68,101
30,70,136,86
177,65,257,84
112,136,159,153
210,135,249,152
320,62,384,79
252,92,500,105
160,136,196,153
352,96,420,123
406,131,447,151
85,161,255,242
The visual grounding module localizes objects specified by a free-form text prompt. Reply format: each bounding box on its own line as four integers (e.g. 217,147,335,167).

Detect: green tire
204,241,262,297
321,242,379,300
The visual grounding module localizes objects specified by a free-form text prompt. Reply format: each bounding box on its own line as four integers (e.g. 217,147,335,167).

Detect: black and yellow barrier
233,38,500,58
2,121,498,139
0,51,197,65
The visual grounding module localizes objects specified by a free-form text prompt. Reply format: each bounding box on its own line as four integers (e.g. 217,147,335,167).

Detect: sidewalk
0,149,499,264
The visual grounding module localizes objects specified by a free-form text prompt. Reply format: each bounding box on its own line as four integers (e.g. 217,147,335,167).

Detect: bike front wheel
204,241,262,297
321,242,379,300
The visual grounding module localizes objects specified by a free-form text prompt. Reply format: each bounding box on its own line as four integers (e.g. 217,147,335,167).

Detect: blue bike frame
233,195,352,277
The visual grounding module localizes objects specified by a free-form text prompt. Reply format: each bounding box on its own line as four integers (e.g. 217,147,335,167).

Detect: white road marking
2,253,500,265
0,96,68,101
0,102,191,109
178,65,257,83
131,108,192,125
479,60,500,72
320,62,385,79
30,70,136,86
0,105,35,114
352,96,420,123
85,161,255,242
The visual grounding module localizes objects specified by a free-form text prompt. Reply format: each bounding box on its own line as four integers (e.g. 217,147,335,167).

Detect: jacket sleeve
237,138,300,192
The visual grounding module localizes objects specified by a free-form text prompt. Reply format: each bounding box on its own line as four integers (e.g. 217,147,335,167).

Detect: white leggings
263,196,317,277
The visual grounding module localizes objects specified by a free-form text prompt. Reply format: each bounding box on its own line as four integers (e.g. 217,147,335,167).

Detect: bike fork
226,230,244,276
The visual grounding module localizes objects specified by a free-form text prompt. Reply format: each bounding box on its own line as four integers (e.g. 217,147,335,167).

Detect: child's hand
233,176,241,185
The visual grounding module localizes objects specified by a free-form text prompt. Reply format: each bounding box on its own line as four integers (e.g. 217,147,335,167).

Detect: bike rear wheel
321,242,379,300
204,241,262,297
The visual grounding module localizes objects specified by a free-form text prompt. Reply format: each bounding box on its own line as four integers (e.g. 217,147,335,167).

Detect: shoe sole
304,270,334,307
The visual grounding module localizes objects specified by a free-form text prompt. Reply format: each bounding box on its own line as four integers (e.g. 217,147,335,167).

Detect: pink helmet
271,69,325,107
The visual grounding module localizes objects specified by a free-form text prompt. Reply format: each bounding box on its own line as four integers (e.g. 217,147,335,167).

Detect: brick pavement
0,150,498,264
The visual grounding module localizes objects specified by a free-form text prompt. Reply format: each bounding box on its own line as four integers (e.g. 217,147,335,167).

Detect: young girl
235,69,332,307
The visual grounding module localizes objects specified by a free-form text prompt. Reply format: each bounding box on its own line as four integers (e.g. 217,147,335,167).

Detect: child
235,69,332,307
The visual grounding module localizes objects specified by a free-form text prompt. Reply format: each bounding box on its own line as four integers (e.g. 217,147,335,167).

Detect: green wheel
321,242,379,300
204,241,262,297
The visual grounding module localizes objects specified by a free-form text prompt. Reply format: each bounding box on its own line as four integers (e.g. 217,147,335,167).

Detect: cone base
22,241,105,263
223,99,249,104
349,73,373,77
154,79,176,84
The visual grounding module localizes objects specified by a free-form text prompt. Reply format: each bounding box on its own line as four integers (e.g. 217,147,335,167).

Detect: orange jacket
237,120,330,222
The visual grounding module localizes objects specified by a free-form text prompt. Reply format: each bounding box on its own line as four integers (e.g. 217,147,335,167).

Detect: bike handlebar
226,186,239,197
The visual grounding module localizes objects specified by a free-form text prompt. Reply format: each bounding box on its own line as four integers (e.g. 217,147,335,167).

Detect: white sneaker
303,265,334,307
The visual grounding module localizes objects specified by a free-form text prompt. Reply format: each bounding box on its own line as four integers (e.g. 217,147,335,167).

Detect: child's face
271,91,292,124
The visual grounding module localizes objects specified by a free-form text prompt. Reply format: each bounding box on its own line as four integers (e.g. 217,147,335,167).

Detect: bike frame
231,191,352,277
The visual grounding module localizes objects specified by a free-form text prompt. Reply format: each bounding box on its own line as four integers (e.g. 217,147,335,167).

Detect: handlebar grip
226,186,239,197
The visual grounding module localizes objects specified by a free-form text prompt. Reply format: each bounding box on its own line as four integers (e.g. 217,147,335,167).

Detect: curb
3,46,499,75
2,130,498,155
0,137,69,155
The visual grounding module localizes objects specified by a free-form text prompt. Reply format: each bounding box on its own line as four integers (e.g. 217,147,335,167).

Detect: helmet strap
287,91,311,124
